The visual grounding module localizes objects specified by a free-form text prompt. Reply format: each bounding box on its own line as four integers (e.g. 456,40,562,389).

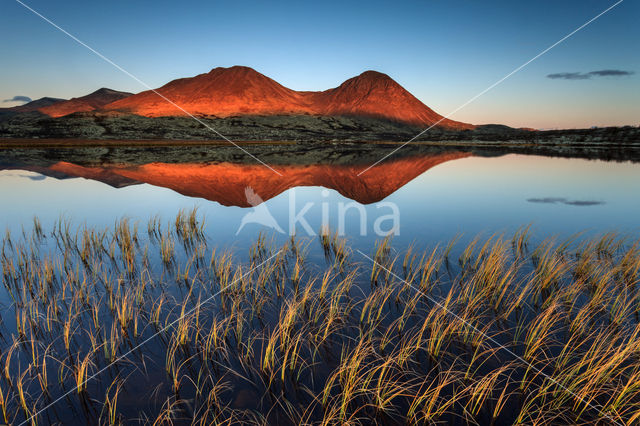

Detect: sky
0,0,638,129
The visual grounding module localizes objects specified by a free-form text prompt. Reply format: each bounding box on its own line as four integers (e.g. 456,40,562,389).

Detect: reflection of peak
18,152,471,206
46,162,141,188
0,163,141,188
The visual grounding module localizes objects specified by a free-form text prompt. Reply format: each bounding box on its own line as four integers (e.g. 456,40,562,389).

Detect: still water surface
1,153,638,251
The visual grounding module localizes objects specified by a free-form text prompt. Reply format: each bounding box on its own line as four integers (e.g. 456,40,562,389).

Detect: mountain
11,66,473,129
2,97,65,112
103,66,473,129
307,71,472,129
39,88,133,117
106,66,312,118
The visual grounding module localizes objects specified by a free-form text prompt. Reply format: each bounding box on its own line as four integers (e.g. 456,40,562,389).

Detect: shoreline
1,137,640,147
2,137,640,166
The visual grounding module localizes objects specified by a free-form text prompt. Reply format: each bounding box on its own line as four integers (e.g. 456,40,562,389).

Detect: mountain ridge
105,66,473,129
5,66,473,130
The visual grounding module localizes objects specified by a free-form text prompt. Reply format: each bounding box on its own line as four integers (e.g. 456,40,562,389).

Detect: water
1,153,639,250
2,148,640,424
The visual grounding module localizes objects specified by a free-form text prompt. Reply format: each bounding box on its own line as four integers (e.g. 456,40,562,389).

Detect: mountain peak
355,70,393,80
91,87,127,95
330,70,402,95
308,70,473,129
208,65,258,75
204,66,271,84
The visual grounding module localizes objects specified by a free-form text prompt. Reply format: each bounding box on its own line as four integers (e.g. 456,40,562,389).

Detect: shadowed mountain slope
1,97,65,113
39,88,133,117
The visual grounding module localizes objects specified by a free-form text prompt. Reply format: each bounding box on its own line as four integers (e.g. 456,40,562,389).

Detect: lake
1,152,639,249
1,147,640,425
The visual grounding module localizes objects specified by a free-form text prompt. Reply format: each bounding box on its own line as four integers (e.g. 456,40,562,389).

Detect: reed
2,215,640,425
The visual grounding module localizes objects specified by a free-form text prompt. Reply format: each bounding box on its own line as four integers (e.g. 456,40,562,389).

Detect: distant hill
2,97,65,112
39,88,132,117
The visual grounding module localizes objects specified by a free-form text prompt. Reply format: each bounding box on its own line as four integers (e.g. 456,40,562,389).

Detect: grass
0,211,639,424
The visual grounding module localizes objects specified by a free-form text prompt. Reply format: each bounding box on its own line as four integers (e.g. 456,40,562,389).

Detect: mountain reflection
3,151,471,207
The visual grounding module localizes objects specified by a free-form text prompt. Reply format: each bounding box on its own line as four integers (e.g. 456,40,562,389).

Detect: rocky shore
0,110,638,145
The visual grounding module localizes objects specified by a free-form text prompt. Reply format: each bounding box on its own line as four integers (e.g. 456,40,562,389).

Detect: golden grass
0,212,639,424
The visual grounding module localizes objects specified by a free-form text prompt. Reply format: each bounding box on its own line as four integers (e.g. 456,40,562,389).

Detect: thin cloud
588,69,634,77
527,197,567,203
547,72,591,80
527,197,605,206
563,200,605,206
2,95,32,103
547,69,634,80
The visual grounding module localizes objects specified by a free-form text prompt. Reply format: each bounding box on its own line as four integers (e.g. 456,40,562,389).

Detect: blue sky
1,0,638,128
